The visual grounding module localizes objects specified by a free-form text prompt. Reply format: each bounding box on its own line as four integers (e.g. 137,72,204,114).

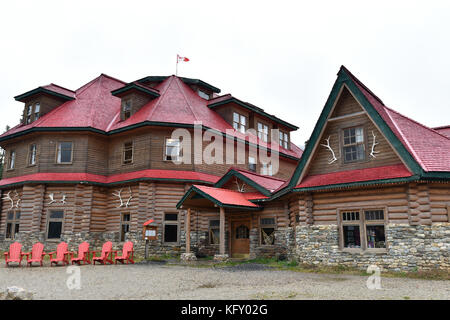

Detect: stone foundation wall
293,223,450,271
250,227,293,259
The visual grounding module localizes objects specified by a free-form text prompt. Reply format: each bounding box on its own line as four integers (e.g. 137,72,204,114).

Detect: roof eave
14,87,75,102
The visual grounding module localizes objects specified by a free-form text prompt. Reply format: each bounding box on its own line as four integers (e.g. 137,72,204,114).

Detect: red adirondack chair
4,242,23,267
48,242,69,266
113,241,135,264
70,242,90,265
92,241,113,265
23,242,46,267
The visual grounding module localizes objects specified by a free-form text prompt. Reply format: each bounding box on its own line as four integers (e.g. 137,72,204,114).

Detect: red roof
344,66,450,172
1,75,302,159
433,126,450,139
225,167,287,192
41,84,76,98
193,185,266,207
295,164,413,189
0,169,220,188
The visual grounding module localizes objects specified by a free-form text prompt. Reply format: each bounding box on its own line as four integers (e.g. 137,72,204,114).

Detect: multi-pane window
260,217,275,245
257,122,269,142
248,156,256,172
8,150,15,169
26,105,33,124
235,225,249,239
279,131,289,149
123,141,133,164
163,213,179,243
122,100,132,120
343,127,365,163
260,163,273,176
209,219,220,245
120,213,131,241
34,103,40,121
340,209,386,250
47,210,64,239
57,142,73,163
233,112,247,133
165,138,181,161
5,211,20,239
198,90,210,100
28,144,37,166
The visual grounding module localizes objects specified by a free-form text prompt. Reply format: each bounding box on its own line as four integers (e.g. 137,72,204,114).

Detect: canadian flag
177,54,189,62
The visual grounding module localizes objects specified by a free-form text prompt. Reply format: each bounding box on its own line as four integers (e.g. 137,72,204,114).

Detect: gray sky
1,0,449,148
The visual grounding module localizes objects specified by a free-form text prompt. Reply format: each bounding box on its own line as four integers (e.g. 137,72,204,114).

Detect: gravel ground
0,263,448,300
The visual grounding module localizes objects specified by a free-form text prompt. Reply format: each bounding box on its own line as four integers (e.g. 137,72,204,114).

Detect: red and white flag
177,54,189,62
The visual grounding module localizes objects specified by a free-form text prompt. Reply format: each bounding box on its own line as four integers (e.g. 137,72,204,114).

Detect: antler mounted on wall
48,192,67,205
2,190,21,210
370,131,380,158
320,136,338,164
235,177,246,193
112,187,133,208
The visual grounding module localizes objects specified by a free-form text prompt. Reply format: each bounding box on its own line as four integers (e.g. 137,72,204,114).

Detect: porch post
219,207,225,255
186,208,191,253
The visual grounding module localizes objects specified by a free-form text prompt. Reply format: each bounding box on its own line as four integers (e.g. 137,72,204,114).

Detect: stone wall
293,223,450,271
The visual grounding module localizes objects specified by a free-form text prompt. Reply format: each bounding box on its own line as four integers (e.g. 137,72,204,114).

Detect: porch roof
176,185,267,210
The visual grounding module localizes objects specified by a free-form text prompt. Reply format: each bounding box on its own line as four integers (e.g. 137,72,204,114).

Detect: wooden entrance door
231,220,250,258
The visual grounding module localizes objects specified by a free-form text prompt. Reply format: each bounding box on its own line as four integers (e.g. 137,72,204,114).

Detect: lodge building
0,67,449,271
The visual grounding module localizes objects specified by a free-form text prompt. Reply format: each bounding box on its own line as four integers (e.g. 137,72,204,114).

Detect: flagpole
176,54,178,76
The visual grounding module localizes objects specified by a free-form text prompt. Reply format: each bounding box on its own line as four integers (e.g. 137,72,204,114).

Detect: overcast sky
1,0,449,148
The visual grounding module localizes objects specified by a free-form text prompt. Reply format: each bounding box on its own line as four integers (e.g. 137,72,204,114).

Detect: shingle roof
1,74,302,159
217,167,287,193
187,185,266,208
433,125,450,139
343,66,450,172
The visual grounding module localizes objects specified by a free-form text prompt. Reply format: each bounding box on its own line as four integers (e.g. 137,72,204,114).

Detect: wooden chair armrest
22,252,31,257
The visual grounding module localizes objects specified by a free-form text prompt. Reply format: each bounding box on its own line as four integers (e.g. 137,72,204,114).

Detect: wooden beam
186,208,191,253
220,207,225,255
327,111,366,122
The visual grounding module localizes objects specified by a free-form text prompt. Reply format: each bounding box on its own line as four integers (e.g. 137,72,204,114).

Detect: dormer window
26,105,33,124
8,150,16,170
25,102,41,124
233,112,247,133
122,100,132,120
343,126,365,163
279,131,289,149
198,90,210,100
34,103,40,121
257,122,269,142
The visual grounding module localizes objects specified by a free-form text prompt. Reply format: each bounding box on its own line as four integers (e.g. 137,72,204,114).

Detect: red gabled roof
1,74,302,159
295,164,412,189
343,66,450,172
192,185,266,207
226,167,287,192
0,169,220,188
41,84,76,98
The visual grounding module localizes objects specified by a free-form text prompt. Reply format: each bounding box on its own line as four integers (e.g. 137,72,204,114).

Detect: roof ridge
340,66,385,105
174,76,200,122
231,167,287,182
46,83,76,93
433,125,450,130
144,76,174,120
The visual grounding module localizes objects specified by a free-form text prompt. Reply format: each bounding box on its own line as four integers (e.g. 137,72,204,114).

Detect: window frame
248,156,256,172
5,210,20,240
163,212,179,245
120,212,131,242
122,99,132,120
233,112,247,134
56,141,74,164
337,207,387,253
122,141,134,165
27,143,37,166
7,150,16,170
46,210,65,241
34,102,40,121
279,130,289,149
208,219,220,245
260,162,273,176
164,137,182,162
341,125,367,164
259,216,276,246
257,122,269,142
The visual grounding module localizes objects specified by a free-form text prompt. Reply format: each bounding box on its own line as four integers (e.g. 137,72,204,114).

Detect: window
260,163,273,176
123,141,133,164
163,213,179,243
57,142,73,164
279,131,289,149
28,144,37,166
122,99,132,120
343,127,365,163
120,213,131,241
165,138,181,161
209,219,220,245
5,211,20,240
235,225,249,239
47,210,64,239
248,156,256,172
340,209,386,250
198,90,210,100
257,122,269,142
260,217,275,245
34,103,40,121
8,150,15,169
26,105,33,124
233,112,247,133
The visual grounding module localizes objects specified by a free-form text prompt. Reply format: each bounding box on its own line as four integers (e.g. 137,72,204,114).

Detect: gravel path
0,263,448,300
